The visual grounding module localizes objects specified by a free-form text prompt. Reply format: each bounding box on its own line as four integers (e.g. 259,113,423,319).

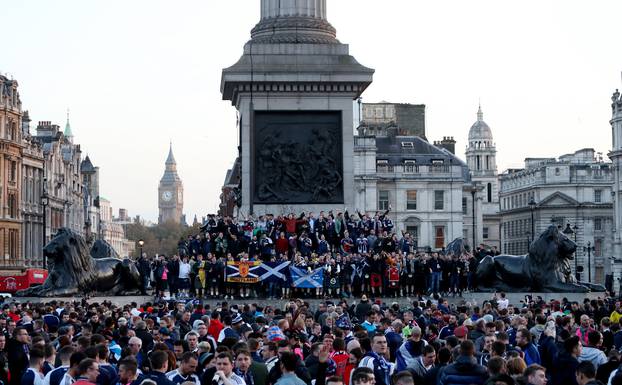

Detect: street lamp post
40,178,49,269
528,198,536,245
138,239,145,259
584,241,596,283
562,224,577,280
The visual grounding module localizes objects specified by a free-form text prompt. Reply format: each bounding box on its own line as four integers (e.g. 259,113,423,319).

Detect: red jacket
208,319,224,340
275,238,289,255
73,379,96,385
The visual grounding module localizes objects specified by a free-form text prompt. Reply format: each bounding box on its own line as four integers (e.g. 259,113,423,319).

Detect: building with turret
81,155,100,242
158,144,184,224
464,106,501,249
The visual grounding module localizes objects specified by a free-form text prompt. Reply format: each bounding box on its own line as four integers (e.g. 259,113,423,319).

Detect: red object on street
0,269,48,293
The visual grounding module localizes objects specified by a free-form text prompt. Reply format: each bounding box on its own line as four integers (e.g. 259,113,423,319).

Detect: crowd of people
4,293,622,385
137,210,501,300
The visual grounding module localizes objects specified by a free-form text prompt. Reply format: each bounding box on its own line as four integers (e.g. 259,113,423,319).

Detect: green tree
125,220,200,258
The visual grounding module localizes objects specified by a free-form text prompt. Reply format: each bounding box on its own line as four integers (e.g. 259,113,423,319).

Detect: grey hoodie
579,346,607,369
529,324,546,344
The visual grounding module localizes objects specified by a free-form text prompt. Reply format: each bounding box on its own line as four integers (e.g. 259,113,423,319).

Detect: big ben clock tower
158,143,184,224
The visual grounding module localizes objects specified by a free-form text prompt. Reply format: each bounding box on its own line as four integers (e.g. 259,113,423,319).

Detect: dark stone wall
395,104,426,138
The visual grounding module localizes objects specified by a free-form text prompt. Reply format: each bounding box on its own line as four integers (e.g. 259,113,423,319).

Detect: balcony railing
375,164,454,176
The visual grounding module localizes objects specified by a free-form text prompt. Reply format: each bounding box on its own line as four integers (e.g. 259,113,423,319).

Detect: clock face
162,191,173,202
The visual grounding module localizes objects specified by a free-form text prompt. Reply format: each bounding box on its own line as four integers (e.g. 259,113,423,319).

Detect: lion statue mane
16,228,141,297
476,225,604,293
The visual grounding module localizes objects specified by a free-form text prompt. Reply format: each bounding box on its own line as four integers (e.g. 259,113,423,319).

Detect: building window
434,190,444,210
9,161,16,183
595,238,603,257
483,227,489,239
594,218,602,231
406,190,417,210
487,183,492,203
376,160,392,172
9,229,18,260
462,197,468,214
594,190,602,203
406,225,419,248
476,156,481,170
7,194,16,219
434,226,445,248
378,190,389,211
404,160,417,173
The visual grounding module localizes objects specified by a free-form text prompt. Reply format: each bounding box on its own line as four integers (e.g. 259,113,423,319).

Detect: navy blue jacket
550,351,578,385
146,371,176,385
438,355,488,385
98,364,118,385
47,366,68,385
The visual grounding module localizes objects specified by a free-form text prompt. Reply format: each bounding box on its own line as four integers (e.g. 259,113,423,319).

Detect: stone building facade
0,76,25,269
358,102,426,139
219,157,240,218
20,112,45,267
353,134,467,249
499,148,613,284
36,120,84,241
80,155,100,242
99,197,134,257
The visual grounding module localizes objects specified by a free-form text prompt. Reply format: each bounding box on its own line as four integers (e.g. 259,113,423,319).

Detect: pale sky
3,0,621,223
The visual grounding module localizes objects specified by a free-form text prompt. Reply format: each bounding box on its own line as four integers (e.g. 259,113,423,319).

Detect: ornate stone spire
251,0,338,44
477,104,484,122
166,141,176,166
64,108,73,137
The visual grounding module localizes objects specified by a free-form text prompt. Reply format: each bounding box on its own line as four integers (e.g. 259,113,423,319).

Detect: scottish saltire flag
290,266,324,288
254,261,291,284
226,261,262,283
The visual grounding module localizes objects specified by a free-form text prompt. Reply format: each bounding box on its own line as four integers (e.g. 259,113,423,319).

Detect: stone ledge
9,292,607,309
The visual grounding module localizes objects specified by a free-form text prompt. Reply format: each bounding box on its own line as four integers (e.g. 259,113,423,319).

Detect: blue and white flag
254,261,291,284
290,266,324,288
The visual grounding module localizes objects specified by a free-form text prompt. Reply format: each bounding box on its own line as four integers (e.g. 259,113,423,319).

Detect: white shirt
25,368,45,385
58,373,75,385
214,373,245,385
179,262,191,279
497,298,509,310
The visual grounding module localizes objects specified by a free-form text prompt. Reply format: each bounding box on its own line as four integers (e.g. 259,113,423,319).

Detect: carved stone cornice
250,17,338,44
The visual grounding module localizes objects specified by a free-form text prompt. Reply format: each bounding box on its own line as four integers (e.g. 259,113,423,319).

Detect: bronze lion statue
15,228,141,297
476,225,604,293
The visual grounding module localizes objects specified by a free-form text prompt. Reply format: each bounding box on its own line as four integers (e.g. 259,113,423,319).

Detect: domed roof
468,106,493,141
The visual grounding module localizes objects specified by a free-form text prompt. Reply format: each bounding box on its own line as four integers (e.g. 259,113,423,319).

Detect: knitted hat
267,326,285,341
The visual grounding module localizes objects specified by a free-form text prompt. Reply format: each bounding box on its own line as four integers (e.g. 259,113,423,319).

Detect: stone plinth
221,0,373,216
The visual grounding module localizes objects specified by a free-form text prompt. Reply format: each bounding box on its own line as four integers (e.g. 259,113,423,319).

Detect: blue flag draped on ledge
289,266,324,288
253,261,291,284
